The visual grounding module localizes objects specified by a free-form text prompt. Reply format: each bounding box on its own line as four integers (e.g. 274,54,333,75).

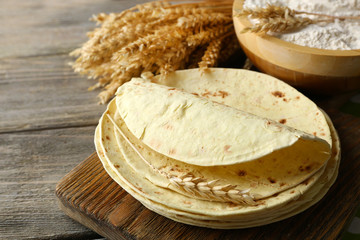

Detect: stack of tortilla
95,68,340,228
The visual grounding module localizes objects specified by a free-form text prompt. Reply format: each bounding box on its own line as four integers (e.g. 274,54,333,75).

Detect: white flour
243,0,360,50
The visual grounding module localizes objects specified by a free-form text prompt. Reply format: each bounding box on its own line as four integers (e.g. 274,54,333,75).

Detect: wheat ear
237,4,359,34
242,16,314,34
106,113,256,205
170,173,256,205
71,0,235,104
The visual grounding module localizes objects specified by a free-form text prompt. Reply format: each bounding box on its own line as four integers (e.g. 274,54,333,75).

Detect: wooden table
1,0,359,239
0,1,142,239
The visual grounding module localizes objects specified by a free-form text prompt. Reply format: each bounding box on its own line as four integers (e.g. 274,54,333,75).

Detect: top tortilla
116,78,330,168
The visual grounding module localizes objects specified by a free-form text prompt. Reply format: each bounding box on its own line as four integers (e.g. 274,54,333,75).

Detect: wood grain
0,0,146,59
0,0,150,134
0,126,102,240
0,54,106,133
56,111,360,240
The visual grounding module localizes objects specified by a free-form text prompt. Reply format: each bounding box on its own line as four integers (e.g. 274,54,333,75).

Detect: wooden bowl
233,0,360,94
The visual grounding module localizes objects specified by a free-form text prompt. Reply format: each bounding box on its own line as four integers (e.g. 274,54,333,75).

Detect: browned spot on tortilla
299,166,305,172
303,178,311,186
272,158,277,162
168,88,176,91
316,112,319,115
164,123,173,130
201,90,211,97
106,136,110,140
169,148,176,155
101,138,104,141
254,175,260,179
191,92,199,96
313,132,317,136
250,182,258,187
237,170,247,176
272,91,285,98
283,98,289,102
114,164,120,168
201,90,230,98
290,190,295,194
320,133,326,136
175,164,179,167
279,119,287,124
149,139,162,149
266,120,271,126
183,200,192,204
295,96,300,100
218,90,229,98
280,182,286,187
267,177,276,183
305,165,312,171
155,192,161,194
228,202,239,208
168,92,173,96
224,145,232,153
108,127,111,130
287,171,292,174
138,187,144,193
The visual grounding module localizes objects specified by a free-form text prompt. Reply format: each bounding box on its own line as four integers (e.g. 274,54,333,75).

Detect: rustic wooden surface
55,111,360,240
1,0,359,239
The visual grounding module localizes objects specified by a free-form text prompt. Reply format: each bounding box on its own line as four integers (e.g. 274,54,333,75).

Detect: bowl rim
233,0,360,57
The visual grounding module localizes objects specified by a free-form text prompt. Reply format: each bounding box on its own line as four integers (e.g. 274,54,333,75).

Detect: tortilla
95,68,340,228
95,108,339,228
116,78,330,167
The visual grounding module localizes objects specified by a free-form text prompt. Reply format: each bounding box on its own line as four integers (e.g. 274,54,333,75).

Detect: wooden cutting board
55,110,360,240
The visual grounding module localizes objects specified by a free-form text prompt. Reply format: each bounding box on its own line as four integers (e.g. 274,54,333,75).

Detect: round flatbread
95,68,340,228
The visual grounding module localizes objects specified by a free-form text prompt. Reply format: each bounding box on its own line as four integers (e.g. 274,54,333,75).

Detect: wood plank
0,54,106,133
56,111,360,240
0,126,102,239
0,0,147,58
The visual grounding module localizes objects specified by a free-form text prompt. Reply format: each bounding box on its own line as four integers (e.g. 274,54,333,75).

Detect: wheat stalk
242,16,315,34
106,113,256,205
237,4,297,19
170,173,256,205
70,0,238,104
237,4,360,34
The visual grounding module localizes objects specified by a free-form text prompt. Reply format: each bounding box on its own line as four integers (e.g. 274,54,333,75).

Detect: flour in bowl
243,0,360,50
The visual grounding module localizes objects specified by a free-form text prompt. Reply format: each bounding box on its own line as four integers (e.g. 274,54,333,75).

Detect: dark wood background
1,0,359,239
